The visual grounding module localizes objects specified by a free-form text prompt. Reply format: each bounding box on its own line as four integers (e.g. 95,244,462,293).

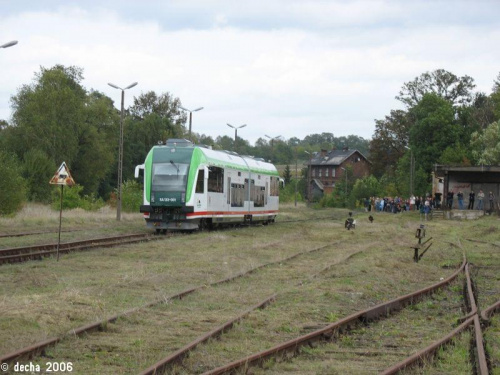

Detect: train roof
152,140,279,176
199,147,278,175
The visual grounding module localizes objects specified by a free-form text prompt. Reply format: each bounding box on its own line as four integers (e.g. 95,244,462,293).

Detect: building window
332,168,336,177
319,168,322,177
325,168,329,177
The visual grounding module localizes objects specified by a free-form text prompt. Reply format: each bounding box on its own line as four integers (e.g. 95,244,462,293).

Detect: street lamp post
305,151,312,202
227,123,246,152
265,134,281,162
180,106,203,139
1,40,18,49
108,81,138,221
294,148,298,207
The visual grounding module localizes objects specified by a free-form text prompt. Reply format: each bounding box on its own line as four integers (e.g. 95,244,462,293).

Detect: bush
23,149,56,203
0,152,26,215
51,184,105,211
121,180,143,212
279,179,303,204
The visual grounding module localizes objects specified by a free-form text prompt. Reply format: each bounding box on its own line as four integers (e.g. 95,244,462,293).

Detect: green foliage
282,164,292,184
0,152,26,215
7,65,115,199
22,149,56,202
51,184,105,211
279,179,303,204
396,69,476,108
121,180,143,212
369,110,410,178
409,93,459,175
350,175,381,202
439,144,472,166
470,121,500,165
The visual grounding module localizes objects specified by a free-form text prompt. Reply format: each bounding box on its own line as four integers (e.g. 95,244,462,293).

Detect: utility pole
108,81,138,221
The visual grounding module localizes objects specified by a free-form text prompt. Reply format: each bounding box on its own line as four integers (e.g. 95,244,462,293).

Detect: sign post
49,162,75,261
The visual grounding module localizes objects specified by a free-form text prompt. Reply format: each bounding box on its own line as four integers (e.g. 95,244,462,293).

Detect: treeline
0,64,369,214
1,65,499,214
282,69,500,208
367,69,500,200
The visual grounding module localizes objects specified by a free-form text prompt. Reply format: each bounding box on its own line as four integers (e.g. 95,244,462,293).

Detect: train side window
195,169,205,193
208,167,224,193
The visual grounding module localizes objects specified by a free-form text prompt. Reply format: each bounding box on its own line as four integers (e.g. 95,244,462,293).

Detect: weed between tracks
0,203,499,374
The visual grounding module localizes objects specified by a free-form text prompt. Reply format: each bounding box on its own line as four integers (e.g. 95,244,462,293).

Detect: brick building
306,148,371,199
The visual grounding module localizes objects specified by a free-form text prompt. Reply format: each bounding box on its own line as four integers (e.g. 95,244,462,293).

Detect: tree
396,69,476,108
0,152,26,215
22,149,56,202
283,164,292,184
7,66,116,198
369,110,411,177
350,175,381,202
123,91,187,182
493,72,500,93
470,121,500,165
9,65,86,164
409,93,459,176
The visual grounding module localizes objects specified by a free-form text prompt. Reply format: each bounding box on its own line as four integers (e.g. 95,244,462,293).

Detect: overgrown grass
0,205,498,374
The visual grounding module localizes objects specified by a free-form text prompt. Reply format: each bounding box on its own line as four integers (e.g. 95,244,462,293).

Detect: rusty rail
465,238,500,248
0,229,82,238
139,294,277,375
0,241,341,365
382,262,489,374
481,299,500,321
0,233,153,265
201,259,467,375
381,316,475,375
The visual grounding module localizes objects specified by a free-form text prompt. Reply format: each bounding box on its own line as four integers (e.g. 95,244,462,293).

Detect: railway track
0,228,82,238
0,233,155,265
0,215,335,266
0,239,350,367
3,216,496,374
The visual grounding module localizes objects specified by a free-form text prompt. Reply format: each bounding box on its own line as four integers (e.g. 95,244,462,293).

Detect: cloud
1,1,499,145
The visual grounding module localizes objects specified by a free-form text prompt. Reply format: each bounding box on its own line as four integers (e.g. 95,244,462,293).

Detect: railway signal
49,162,75,261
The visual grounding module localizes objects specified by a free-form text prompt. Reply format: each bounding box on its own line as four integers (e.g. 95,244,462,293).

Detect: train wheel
199,219,208,231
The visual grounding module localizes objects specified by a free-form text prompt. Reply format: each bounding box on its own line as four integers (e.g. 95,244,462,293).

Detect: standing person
468,190,475,210
416,196,421,211
424,199,431,221
477,189,485,210
489,191,496,213
447,191,454,209
457,191,464,210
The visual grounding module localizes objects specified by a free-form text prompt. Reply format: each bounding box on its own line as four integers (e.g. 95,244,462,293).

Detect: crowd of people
363,189,497,216
445,189,496,211
363,196,435,214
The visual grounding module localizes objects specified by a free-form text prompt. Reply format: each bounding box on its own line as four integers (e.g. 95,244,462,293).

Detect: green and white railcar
135,139,280,232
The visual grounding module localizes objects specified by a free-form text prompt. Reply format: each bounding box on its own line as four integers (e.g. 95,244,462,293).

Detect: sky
1,0,500,145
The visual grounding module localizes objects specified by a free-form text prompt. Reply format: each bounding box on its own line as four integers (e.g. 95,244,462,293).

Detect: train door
227,176,231,211
193,166,208,212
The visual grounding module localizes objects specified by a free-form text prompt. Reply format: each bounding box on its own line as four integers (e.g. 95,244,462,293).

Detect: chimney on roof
320,149,327,157
342,146,348,152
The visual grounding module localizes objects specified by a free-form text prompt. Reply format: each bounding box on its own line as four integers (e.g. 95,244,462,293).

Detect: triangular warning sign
49,162,75,186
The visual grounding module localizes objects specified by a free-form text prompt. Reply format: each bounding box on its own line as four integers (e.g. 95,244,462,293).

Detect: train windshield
152,162,189,192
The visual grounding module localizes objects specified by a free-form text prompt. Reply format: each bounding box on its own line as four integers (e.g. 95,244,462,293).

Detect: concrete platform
444,210,486,220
